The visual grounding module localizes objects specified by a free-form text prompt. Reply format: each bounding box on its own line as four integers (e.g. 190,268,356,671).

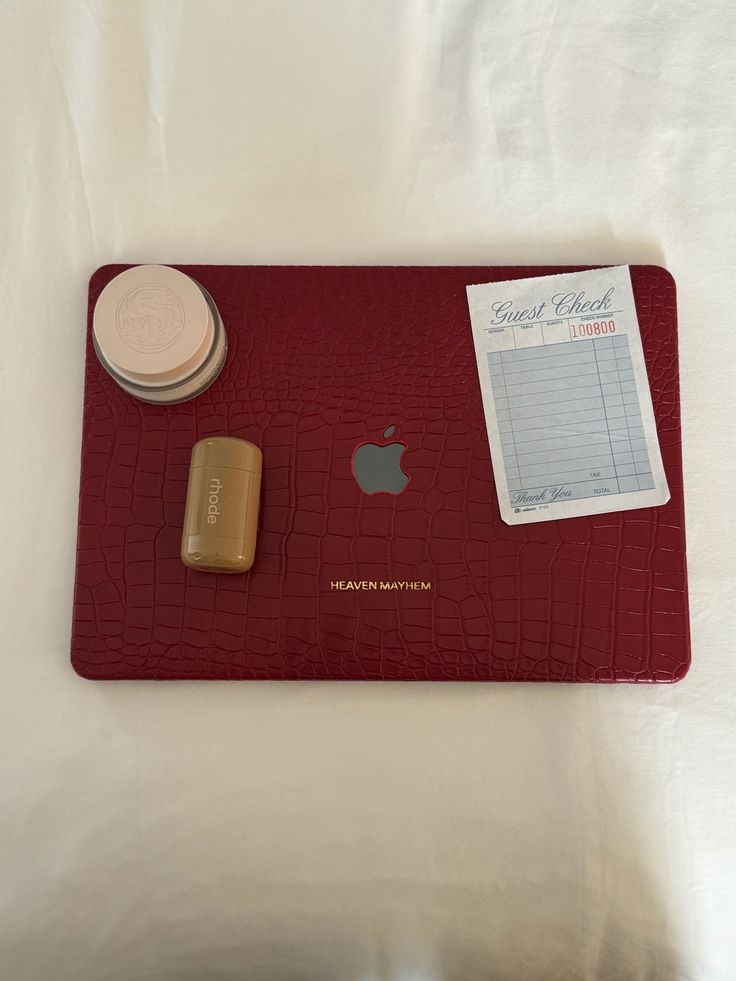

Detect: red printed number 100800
570,320,616,339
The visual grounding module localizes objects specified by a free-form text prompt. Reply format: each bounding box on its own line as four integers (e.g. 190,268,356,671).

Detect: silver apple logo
351,425,410,495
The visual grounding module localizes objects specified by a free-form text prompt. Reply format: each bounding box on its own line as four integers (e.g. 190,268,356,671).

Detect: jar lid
93,265,214,387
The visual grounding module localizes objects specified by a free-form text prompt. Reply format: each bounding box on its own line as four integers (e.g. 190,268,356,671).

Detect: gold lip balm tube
181,437,262,572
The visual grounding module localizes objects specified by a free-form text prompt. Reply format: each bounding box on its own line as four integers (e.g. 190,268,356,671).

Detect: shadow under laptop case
72,265,690,681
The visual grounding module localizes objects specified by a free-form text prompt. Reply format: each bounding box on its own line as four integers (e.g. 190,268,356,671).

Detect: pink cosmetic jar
92,264,228,404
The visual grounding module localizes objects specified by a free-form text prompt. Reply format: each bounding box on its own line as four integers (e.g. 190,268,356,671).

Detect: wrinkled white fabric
1,2,734,979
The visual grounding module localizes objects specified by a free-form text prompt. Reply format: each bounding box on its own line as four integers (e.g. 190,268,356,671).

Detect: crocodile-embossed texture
71,265,690,682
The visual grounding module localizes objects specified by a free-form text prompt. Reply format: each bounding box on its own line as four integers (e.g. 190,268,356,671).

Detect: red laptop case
71,265,690,681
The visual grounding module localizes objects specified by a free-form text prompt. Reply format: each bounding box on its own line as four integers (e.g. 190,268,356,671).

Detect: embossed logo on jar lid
115,283,186,353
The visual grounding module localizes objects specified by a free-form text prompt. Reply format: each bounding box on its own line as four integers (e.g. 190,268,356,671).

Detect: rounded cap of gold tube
190,436,262,473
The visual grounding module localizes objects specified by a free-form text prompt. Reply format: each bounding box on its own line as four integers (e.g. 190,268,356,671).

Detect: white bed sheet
1,2,734,978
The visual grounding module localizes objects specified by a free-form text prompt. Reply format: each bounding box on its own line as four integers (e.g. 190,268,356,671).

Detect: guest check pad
466,266,670,525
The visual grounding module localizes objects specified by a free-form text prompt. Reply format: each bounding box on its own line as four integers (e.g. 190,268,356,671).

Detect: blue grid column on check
606,334,654,490
486,338,651,503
